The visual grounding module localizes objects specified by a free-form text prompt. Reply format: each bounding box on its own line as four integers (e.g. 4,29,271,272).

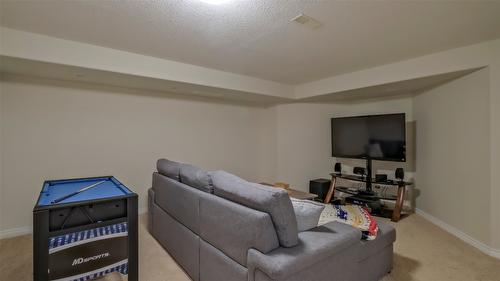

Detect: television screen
331,113,406,162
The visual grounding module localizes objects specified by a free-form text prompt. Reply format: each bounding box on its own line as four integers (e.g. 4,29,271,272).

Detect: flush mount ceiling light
199,0,231,4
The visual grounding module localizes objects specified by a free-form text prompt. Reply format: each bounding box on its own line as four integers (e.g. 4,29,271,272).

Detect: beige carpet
1,214,499,281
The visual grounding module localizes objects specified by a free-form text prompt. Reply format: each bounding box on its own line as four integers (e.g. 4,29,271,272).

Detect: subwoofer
309,179,331,201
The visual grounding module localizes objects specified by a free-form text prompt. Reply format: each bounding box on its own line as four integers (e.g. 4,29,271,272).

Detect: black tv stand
324,168,412,222
365,158,373,193
351,158,374,194
357,189,376,198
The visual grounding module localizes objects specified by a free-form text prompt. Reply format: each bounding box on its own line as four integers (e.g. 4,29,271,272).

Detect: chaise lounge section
148,159,395,281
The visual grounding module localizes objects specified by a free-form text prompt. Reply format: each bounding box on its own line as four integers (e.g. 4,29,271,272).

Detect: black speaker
353,167,366,176
309,179,331,200
395,168,404,181
334,162,342,174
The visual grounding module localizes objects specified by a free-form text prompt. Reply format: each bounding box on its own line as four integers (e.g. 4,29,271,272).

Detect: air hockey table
33,176,138,281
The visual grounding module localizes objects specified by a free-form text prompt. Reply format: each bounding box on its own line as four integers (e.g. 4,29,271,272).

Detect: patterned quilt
319,204,379,240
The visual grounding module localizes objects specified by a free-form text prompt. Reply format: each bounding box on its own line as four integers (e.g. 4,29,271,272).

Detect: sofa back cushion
180,164,214,193
157,158,213,193
157,159,182,181
211,171,298,247
199,194,279,266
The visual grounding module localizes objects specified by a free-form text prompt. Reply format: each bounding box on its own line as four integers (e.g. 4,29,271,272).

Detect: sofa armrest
247,221,361,281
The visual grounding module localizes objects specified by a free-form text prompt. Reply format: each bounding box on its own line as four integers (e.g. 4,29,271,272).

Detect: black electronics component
375,174,388,182
395,168,405,181
345,196,382,213
331,113,406,162
334,162,342,174
353,167,366,176
309,179,331,201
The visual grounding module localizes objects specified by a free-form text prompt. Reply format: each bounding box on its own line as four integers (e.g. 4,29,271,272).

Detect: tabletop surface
286,189,318,200
36,176,133,207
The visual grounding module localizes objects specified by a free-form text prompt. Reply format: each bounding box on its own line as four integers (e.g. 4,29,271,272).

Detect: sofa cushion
290,198,325,232
157,158,182,181
247,221,361,281
180,164,213,193
358,220,396,261
211,170,298,247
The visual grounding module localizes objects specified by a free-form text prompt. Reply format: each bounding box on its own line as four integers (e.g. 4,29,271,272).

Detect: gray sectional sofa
148,159,396,281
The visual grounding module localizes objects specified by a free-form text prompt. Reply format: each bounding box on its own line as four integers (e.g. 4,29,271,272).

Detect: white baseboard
491,248,500,259
0,226,32,239
0,207,149,240
416,208,500,259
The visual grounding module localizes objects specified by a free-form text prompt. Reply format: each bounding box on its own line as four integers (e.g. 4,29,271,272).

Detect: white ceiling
1,0,500,84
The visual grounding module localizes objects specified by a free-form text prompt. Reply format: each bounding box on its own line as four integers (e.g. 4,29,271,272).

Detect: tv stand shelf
325,172,412,222
329,173,412,186
335,186,399,201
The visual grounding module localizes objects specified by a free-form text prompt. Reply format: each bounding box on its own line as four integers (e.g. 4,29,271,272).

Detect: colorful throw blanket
319,204,379,240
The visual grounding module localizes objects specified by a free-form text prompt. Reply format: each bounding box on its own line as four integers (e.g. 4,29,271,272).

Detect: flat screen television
331,113,406,162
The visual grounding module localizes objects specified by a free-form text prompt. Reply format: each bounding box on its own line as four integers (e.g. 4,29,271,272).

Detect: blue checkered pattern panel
49,222,128,249
73,263,127,281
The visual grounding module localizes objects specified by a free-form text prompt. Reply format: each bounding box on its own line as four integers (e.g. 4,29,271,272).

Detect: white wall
0,74,274,232
255,106,277,181
1,38,499,255
274,97,414,191
489,40,500,250
0,74,4,232
413,68,491,245
0,74,416,234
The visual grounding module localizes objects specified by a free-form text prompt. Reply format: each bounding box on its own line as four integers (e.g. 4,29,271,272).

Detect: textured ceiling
1,0,500,84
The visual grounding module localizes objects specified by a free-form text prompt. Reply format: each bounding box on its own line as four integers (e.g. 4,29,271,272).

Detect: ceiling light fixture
199,0,231,5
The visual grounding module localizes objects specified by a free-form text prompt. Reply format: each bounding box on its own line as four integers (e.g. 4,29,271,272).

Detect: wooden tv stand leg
392,184,406,222
324,176,337,204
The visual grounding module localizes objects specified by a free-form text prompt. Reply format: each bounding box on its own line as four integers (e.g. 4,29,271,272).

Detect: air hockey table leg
33,210,49,281
127,196,139,281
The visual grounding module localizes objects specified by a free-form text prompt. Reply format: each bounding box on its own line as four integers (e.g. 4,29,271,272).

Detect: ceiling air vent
290,14,322,30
